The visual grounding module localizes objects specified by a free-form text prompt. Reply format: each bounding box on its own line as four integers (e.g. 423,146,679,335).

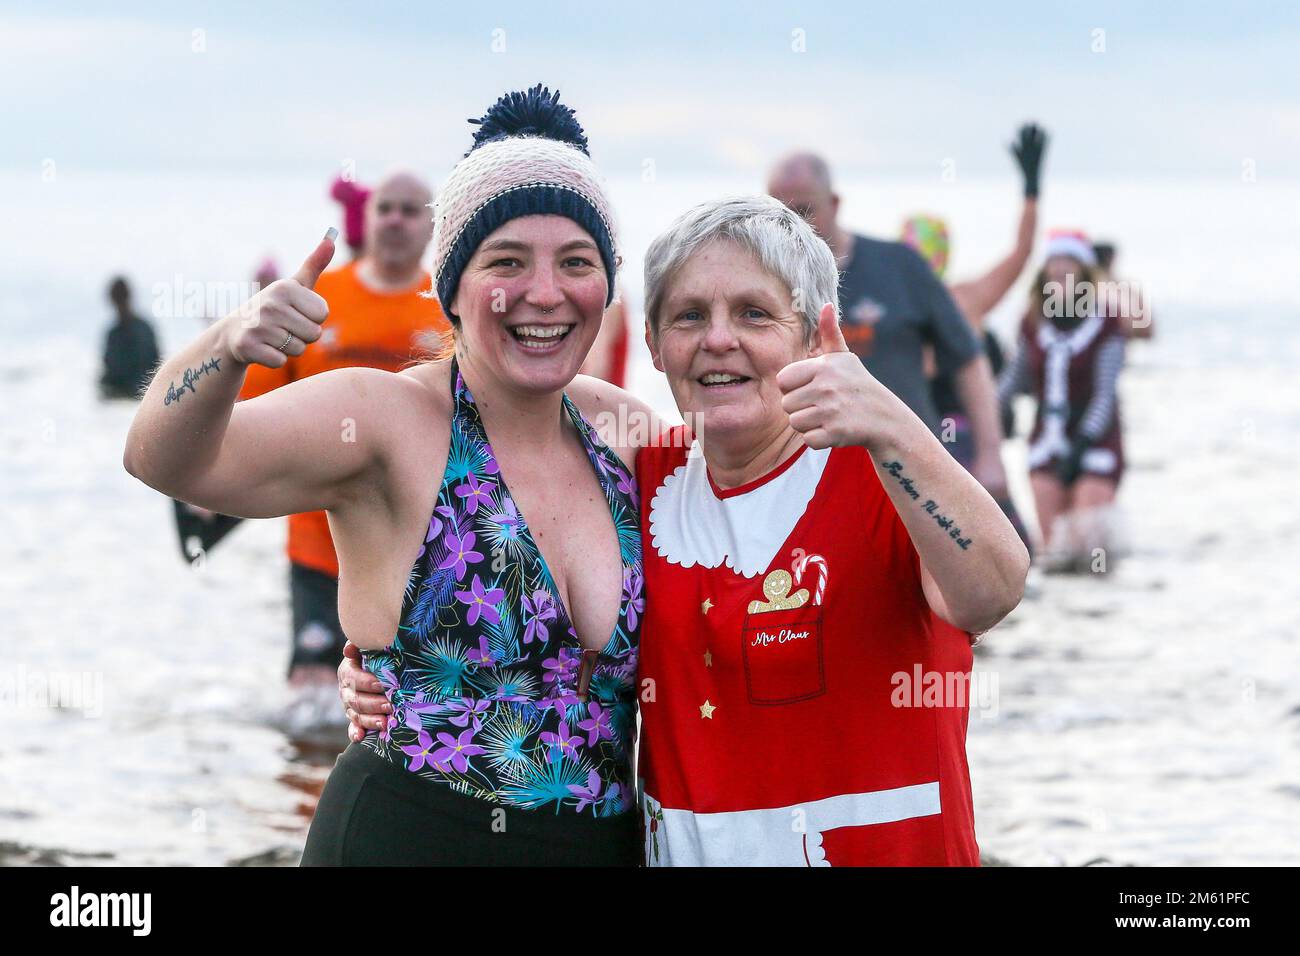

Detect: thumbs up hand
776,303,907,451
224,228,336,368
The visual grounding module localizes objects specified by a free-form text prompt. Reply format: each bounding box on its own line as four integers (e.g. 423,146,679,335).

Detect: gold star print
703,649,713,668
701,598,714,614
700,700,716,719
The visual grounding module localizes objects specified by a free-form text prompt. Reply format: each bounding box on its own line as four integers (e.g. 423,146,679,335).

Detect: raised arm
951,123,1046,321
123,231,392,519
779,306,1028,634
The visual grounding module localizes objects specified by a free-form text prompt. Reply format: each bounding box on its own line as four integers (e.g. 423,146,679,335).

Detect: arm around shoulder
567,374,676,472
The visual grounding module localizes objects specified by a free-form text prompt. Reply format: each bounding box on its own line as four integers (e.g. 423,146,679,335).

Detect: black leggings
301,743,641,866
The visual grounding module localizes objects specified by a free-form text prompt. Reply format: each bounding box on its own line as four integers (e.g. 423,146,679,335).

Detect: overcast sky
3,0,1298,185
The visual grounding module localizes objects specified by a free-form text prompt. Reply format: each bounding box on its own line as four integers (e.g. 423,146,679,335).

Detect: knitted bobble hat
431,84,619,318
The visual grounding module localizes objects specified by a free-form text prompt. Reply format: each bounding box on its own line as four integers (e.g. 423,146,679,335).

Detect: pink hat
330,176,371,250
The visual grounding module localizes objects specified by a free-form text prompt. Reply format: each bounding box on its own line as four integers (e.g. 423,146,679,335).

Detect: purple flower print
490,496,521,535
609,648,639,684
438,530,483,581
612,465,636,499
454,473,497,515
375,665,399,694
431,728,485,774
398,694,445,733
589,448,613,480
415,512,443,562
479,444,501,476
446,696,490,729
621,567,644,632
541,647,580,687
569,770,604,813
522,589,558,645
539,721,581,763
466,636,497,668
577,701,612,746
401,729,438,772
455,575,505,627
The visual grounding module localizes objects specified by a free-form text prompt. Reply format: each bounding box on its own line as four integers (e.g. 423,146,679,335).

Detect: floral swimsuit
360,360,643,817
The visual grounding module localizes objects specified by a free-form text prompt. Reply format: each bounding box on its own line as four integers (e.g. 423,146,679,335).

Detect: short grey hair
643,194,839,344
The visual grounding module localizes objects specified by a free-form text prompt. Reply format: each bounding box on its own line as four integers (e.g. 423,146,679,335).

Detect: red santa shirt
636,427,979,866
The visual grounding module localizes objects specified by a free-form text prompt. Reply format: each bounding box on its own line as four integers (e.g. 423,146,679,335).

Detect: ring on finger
277,331,295,352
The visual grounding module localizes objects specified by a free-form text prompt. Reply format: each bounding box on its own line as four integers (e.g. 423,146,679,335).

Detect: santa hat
1044,229,1097,267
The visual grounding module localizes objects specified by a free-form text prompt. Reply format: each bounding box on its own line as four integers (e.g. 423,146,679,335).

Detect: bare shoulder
567,374,658,422
391,360,454,436
300,364,448,432
566,375,671,471
284,363,452,478
333,361,454,516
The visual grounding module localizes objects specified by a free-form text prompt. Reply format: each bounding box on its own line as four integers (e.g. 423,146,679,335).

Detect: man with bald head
238,170,449,698
768,153,1009,495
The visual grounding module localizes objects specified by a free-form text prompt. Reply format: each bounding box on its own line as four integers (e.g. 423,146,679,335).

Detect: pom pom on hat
467,84,590,156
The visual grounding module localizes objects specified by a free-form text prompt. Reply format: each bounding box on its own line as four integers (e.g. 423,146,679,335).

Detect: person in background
1093,240,1155,339
237,170,450,699
252,257,279,289
998,230,1126,571
901,122,1048,550
330,175,372,260
767,153,1010,499
100,276,160,400
578,290,630,387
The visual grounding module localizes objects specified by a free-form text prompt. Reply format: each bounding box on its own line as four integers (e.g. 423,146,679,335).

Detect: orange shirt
237,261,450,578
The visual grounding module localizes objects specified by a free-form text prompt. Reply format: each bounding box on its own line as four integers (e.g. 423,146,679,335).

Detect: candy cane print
791,548,829,606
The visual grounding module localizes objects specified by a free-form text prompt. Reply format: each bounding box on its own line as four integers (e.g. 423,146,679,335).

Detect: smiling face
450,215,609,395
648,239,812,447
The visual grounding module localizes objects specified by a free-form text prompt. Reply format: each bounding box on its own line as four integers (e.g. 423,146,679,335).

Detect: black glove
1010,123,1048,199
1056,437,1090,485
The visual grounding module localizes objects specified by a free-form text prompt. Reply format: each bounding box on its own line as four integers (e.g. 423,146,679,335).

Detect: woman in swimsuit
124,86,665,865
998,230,1127,570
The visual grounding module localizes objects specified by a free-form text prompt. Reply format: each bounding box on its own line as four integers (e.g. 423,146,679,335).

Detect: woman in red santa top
634,195,1028,866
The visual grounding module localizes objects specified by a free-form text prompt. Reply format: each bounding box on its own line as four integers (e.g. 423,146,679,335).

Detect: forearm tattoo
881,459,973,551
163,356,222,407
